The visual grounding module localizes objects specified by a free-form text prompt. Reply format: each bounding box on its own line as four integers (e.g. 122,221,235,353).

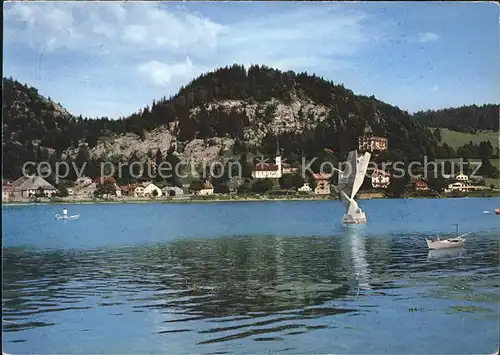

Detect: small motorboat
495,208,500,215
426,224,469,250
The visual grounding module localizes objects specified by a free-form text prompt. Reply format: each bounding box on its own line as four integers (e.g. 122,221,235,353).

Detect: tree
279,174,294,190
214,184,230,194
433,128,442,142
239,153,253,178
189,179,204,192
251,178,274,193
57,185,69,197
151,189,158,198
155,148,163,182
237,180,252,194
427,175,448,193
94,182,116,199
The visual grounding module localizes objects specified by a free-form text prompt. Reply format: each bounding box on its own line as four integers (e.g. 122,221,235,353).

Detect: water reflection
344,225,372,292
427,248,464,260
3,232,499,353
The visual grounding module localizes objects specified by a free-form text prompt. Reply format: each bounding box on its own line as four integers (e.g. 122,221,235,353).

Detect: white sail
336,149,371,224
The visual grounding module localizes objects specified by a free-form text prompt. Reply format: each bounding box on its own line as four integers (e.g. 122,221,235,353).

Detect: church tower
275,140,282,177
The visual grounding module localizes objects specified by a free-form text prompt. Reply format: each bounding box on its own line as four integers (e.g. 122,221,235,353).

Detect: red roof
312,173,332,181
2,180,13,186
253,164,279,171
94,177,116,184
413,179,428,186
120,184,138,192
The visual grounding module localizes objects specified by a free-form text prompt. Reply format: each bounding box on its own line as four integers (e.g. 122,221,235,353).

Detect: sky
3,1,499,119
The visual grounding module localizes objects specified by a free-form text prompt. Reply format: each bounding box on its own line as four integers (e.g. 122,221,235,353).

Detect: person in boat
63,208,68,217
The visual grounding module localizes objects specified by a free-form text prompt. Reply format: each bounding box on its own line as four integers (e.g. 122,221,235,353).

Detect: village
2,134,493,203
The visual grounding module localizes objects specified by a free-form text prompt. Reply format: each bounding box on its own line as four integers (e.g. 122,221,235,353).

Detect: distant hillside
430,128,499,151
3,65,442,180
412,104,499,133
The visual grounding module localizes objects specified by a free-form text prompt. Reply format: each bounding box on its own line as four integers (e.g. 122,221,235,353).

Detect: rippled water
3,198,500,354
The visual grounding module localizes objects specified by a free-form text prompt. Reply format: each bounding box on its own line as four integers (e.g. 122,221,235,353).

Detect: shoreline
2,192,498,206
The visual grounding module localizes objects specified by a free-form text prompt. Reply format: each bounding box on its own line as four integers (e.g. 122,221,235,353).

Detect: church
251,144,283,179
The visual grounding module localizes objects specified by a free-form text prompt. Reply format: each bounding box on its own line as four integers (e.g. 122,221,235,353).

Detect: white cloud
418,32,440,43
4,2,386,117
138,58,203,87
4,2,223,55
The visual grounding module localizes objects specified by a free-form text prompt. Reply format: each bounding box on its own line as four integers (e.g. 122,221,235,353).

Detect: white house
197,181,214,195
445,182,471,193
162,186,184,197
141,182,162,197
455,174,469,182
312,173,332,195
298,183,312,193
371,169,391,189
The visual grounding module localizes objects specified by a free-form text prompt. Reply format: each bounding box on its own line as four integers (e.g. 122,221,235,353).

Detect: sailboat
425,224,469,250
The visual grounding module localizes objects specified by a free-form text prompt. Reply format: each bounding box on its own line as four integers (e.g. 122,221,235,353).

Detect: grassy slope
430,128,499,187
433,128,499,150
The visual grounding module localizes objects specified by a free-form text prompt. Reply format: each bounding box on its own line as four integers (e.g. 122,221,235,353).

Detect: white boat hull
54,214,80,220
426,237,465,250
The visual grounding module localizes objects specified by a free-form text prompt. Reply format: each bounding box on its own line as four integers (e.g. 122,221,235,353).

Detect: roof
202,182,214,189
253,163,279,171
372,169,391,177
13,176,57,191
2,180,13,187
312,173,332,181
120,184,138,192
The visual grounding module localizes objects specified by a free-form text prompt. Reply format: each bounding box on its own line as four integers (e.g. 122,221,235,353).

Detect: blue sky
4,1,499,118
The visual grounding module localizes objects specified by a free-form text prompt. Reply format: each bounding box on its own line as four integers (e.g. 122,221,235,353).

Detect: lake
2,198,500,354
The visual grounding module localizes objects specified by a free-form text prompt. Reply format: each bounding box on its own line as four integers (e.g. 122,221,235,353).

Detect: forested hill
3,64,442,179
412,104,499,133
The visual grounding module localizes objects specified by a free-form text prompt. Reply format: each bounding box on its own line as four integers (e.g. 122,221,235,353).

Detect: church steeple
275,139,282,175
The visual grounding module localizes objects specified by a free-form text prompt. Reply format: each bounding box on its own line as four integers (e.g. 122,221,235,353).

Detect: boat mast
452,224,459,238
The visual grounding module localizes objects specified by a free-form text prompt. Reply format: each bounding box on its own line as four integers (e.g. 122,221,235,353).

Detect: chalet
10,176,57,199
140,182,162,197
412,178,429,191
312,173,332,195
371,169,391,189
194,181,214,195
